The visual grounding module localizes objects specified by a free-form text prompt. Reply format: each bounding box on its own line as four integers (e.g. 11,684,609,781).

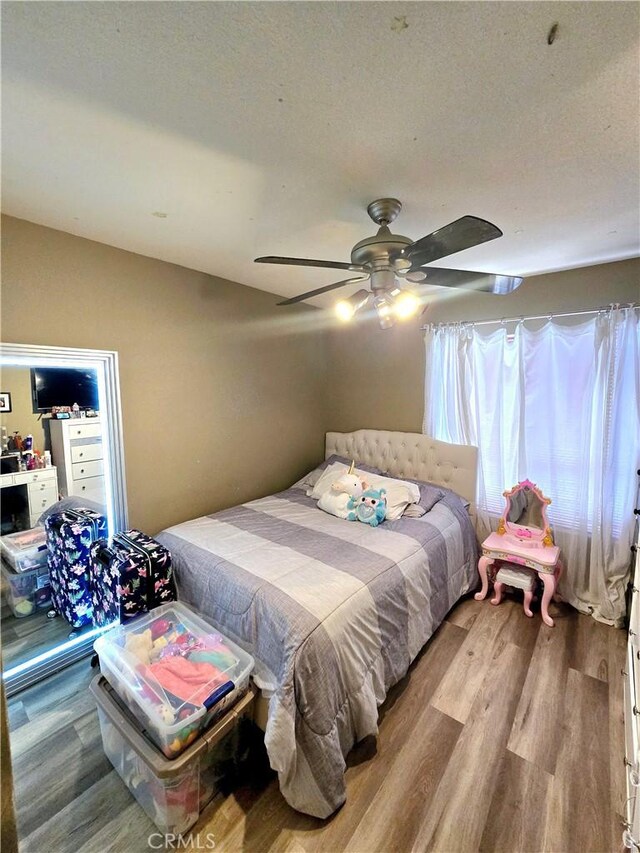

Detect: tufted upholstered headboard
325,429,478,512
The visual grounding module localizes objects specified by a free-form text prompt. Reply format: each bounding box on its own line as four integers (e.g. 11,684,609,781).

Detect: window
424,306,640,625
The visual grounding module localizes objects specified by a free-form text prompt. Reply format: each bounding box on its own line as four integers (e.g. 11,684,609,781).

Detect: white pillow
311,462,420,521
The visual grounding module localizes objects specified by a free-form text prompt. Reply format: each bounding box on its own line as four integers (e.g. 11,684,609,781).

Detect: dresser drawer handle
633,706,640,716
80,468,85,474
631,630,636,638
622,669,629,677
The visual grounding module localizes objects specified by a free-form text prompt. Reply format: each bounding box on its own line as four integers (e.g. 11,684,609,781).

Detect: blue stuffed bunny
347,488,387,527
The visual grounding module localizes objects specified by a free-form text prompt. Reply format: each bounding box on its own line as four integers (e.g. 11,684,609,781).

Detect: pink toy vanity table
475,480,563,627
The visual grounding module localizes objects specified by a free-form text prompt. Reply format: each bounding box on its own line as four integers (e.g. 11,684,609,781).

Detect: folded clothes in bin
146,656,233,707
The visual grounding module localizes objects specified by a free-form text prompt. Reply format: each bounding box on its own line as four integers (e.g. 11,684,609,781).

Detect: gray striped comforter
156,487,478,818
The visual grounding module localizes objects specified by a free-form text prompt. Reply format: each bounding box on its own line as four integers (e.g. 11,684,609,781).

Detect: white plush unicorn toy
318,461,368,519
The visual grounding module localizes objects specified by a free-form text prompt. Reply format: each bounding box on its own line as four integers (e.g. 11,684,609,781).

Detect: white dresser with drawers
0,466,59,528
49,417,106,505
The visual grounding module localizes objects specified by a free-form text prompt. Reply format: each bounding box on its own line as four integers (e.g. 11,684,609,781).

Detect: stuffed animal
347,488,387,527
13,596,35,617
156,702,176,725
149,617,172,640
124,628,154,665
318,467,368,519
150,635,169,660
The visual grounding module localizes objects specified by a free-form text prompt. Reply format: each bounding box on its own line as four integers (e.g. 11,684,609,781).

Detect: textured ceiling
2,2,639,305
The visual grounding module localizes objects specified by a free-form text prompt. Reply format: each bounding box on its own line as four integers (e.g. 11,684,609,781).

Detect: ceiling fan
255,198,523,328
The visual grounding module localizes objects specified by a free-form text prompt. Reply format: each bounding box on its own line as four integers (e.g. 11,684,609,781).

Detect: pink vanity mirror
476,479,563,626
497,479,554,548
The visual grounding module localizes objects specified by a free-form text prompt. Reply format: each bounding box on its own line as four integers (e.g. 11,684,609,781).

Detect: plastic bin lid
0,527,47,553
93,602,254,730
90,675,256,776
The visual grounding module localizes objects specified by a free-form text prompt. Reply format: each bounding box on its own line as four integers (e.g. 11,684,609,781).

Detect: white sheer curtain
424,305,640,625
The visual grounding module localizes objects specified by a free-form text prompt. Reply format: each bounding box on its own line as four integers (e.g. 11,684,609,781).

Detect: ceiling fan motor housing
350,225,412,271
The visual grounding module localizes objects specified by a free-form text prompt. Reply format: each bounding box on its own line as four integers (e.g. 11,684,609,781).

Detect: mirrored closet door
0,343,128,696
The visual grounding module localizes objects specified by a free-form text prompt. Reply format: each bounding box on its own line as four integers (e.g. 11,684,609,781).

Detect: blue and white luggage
45,507,107,629
89,529,177,627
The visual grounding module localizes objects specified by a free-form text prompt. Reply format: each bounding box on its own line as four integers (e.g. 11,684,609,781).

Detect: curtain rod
420,302,638,330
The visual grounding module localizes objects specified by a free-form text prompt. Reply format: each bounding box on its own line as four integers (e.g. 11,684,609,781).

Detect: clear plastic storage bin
94,602,254,757
91,675,256,835
0,527,48,573
1,560,51,617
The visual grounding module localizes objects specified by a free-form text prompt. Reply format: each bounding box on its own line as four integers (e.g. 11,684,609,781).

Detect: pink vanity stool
475,480,563,627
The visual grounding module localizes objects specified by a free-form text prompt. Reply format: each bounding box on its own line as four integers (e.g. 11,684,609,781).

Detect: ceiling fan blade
415,267,523,294
256,255,366,273
277,276,370,306
397,216,503,266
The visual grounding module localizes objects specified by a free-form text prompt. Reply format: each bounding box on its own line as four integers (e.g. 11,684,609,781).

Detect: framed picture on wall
0,392,12,413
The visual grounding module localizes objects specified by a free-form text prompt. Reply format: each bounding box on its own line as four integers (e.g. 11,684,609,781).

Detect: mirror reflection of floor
1,577,74,670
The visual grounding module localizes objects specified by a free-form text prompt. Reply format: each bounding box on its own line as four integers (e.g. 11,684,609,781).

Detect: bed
156,429,479,818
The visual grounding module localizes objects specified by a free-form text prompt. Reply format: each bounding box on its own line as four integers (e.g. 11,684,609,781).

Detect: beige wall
0,367,46,454
1,215,329,534
326,258,640,433
3,214,638,534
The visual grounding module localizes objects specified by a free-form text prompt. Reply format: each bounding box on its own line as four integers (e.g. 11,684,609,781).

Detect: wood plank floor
6,596,627,853
1,584,71,670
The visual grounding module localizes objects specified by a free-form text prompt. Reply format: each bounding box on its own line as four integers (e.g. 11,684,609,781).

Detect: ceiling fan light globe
394,291,421,320
374,294,396,330
335,300,356,322
351,289,372,311
335,288,371,322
